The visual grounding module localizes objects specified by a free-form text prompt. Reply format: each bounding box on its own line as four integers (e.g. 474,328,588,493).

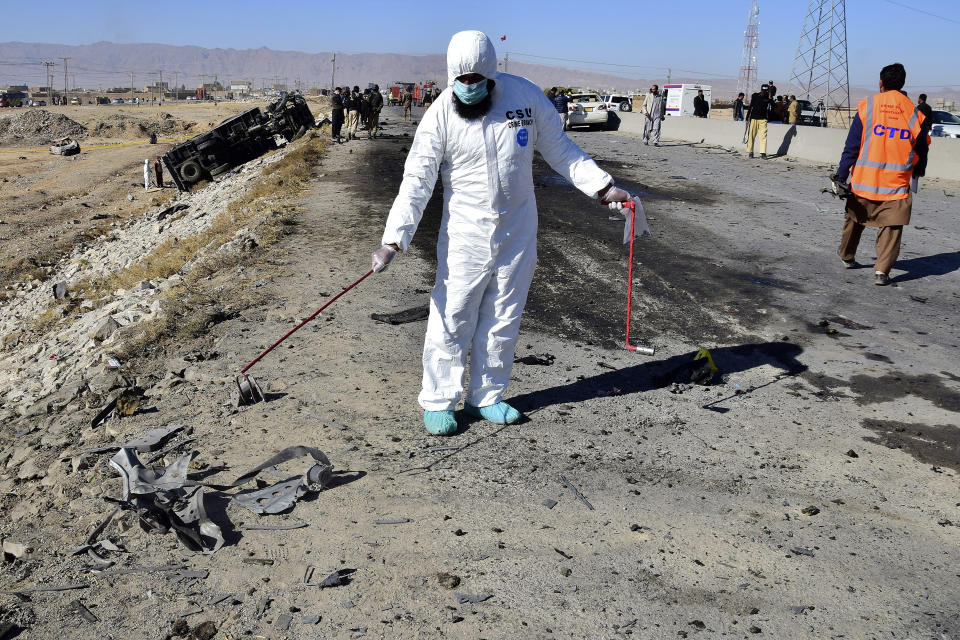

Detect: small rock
845,449,858,458
689,620,706,629
559,567,572,577
436,572,461,589
800,506,820,516
749,626,762,634
89,316,120,342
52,282,68,300
2,539,32,561
126,194,135,201
191,621,217,640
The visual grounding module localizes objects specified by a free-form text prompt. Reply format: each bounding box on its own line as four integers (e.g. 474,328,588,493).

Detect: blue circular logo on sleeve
517,128,529,147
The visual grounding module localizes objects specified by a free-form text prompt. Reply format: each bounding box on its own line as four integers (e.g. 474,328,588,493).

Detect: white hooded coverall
381,31,613,411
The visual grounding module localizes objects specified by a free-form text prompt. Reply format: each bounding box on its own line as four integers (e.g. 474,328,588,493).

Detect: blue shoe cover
465,401,521,425
423,410,458,436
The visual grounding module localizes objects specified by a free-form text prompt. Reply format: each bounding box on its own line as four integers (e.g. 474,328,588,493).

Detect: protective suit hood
447,30,499,87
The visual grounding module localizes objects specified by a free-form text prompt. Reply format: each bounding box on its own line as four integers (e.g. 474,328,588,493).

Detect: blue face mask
453,78,488,105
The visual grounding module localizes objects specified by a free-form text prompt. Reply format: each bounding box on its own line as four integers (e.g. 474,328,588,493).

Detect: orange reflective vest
851,91,925,201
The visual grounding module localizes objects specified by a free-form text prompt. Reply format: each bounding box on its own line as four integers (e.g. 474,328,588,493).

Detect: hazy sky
3,0,957,88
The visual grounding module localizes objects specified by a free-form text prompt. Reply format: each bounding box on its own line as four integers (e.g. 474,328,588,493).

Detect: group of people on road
329,31,932,436
330,84,385,143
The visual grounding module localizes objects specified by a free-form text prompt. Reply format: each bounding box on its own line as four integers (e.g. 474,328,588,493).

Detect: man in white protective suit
371,31,633,436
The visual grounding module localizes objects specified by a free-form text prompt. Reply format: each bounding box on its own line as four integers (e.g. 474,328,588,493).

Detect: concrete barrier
613,112,960,181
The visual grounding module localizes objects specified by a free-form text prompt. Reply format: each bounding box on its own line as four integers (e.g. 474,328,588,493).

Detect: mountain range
2,41,956,105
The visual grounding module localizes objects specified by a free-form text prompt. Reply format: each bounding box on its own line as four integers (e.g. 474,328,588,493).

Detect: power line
881,0,960,25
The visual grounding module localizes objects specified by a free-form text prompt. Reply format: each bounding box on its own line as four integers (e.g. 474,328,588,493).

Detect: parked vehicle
566,93,609,129
929,110,960,138
795,99,825,126
50,137,80,156
111,98,124,104
161,92,315,191
600,94,633,112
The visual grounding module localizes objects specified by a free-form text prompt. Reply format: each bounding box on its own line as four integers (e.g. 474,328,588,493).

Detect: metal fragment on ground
541,499,558,509
275,613,293,631
370,305,430,325
242,522,308,531
310,570,345,588
123,425,185,452
560,475,595,511
455,592,493,604
0,583,89,595
108,448,224,553
791,547,815,557
70,599,98,623
374,518,412,525
229,446,333,515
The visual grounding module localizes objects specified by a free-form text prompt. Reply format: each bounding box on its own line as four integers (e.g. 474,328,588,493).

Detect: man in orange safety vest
832,63,929,286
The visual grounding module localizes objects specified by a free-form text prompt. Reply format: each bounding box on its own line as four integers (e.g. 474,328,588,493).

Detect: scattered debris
559,567,572,577
230,446,333,515
455,592,492,604
845,449,859,458
554,548,573,560
242,558,274,566
275,613,293,632
52,282,68,300
374,518,412,525
124,425,186,452
2,540,32,561
541,499,558,509
822,315,872,330
108,448,224,553
560,475,595,511
436,572,461,589
242,522,308,531
0,583,89,595
801,506,820,516
370,305,430,325
311,570,346,589
790,547,815,557
69,599,98,623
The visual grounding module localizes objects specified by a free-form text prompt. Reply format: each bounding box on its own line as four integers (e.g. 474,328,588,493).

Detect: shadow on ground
893,250,960,283
511,341,806,413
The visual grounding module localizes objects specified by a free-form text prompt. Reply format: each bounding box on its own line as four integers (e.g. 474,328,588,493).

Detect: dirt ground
0,104,958,639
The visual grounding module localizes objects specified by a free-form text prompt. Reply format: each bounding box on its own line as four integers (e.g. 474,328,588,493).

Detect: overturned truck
162,93,315,191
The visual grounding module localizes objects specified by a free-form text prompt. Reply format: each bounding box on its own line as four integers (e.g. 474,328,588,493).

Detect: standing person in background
402,85,413,121
360,88,372,130
787,95,800,124
770,96,785,123
833,63,928,286
347,86,361,140
641,84,666,146
733,92,745,121
693,89,709,118
422,85,435,109
767,80,777,101
369,84,383,139
917,93,933,135
746,87,770,158
330,87,345,143
551,87,570,131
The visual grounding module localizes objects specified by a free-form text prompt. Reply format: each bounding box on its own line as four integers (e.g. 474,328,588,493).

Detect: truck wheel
179,160,203,183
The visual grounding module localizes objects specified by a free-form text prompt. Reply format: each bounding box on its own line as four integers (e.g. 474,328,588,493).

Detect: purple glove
371,245,397,273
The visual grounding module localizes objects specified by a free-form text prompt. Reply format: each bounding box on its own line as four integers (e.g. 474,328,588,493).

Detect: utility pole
158,70,163,101
129,72,135,103
504,53,509,73
736,1,760,100
43,61,54,104
58,57,70,103
667,68,672,84
789,0,850,126
173,71,179,100
330,53,336,90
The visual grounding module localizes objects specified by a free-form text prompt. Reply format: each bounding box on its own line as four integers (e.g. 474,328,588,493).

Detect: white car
929,110,960,138
566,93,609,129
600,94,633,112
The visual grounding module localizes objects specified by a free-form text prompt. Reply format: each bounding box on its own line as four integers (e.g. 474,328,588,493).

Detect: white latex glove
602,186,631,210
371,245,397,273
